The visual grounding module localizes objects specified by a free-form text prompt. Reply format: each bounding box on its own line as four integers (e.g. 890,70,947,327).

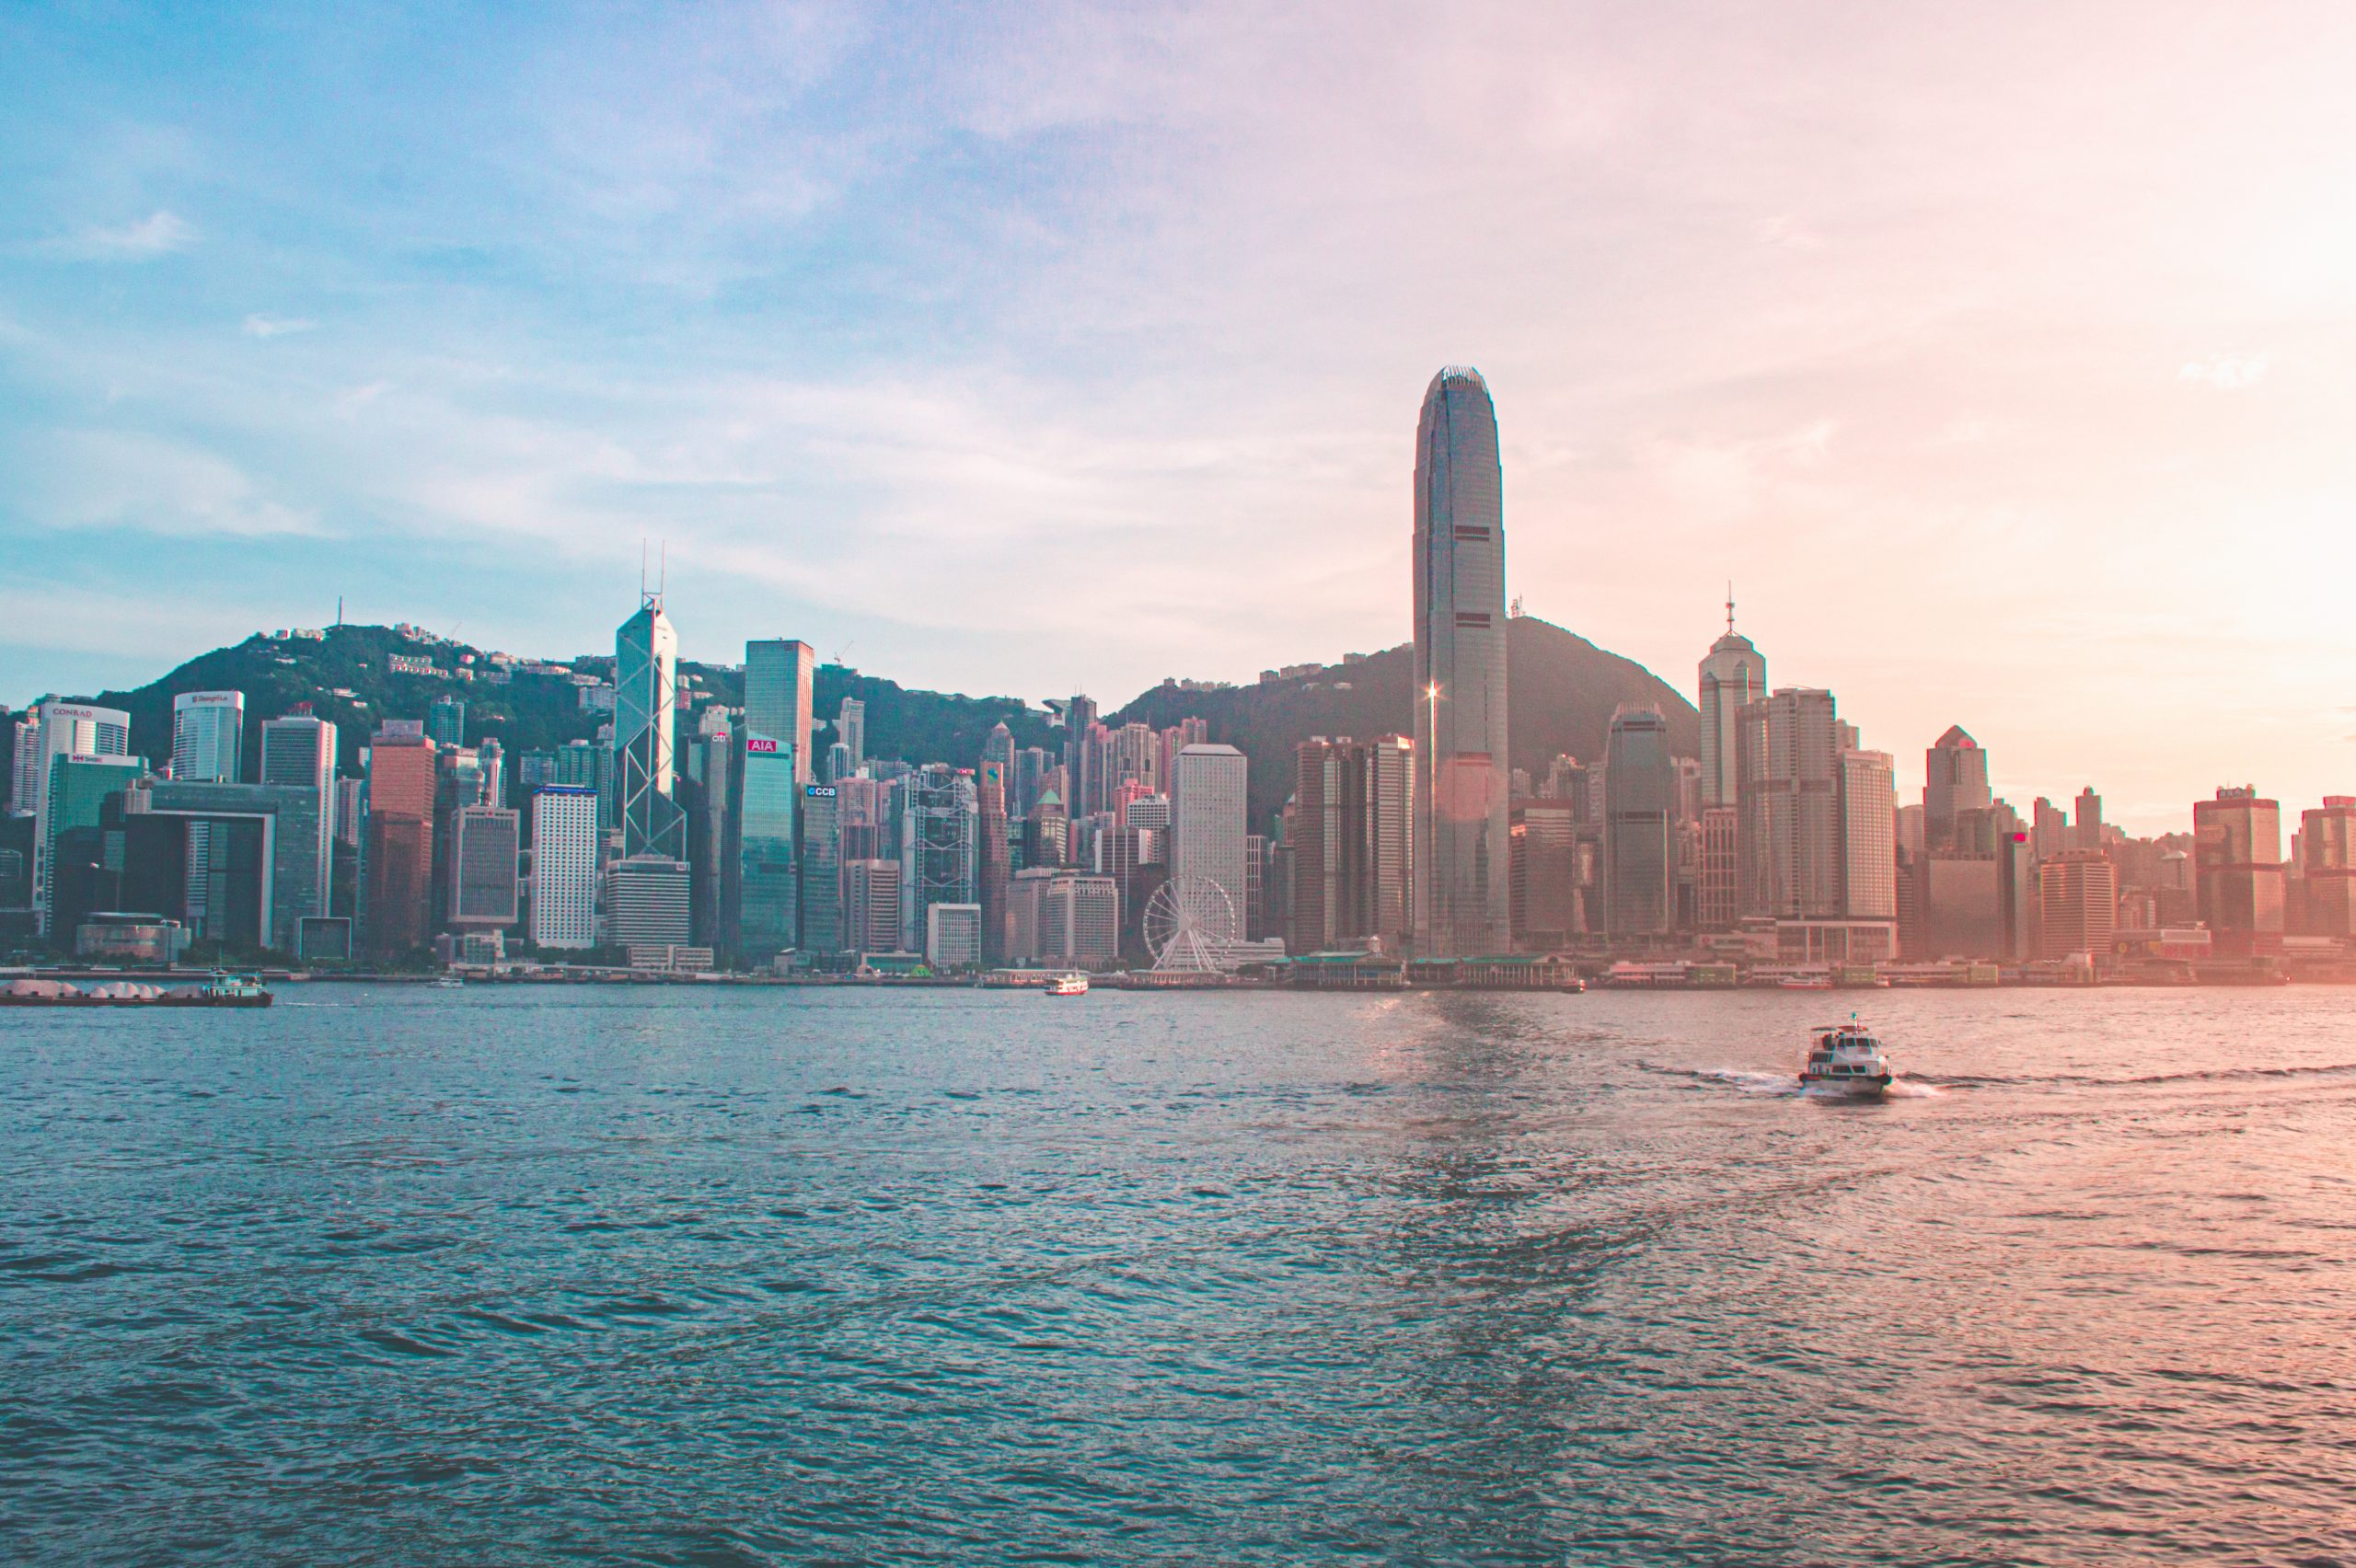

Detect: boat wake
1670,1066,1946,1100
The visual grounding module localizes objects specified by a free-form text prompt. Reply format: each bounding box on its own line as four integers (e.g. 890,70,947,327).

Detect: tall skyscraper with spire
1696,590,1764,809
616,587,685,860
1412,366,1511,958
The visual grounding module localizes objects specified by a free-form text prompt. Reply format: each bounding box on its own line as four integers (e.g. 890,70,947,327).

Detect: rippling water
6,986,2356,1564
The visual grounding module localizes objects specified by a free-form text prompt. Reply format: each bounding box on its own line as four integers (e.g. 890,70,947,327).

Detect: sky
3,1,2353,832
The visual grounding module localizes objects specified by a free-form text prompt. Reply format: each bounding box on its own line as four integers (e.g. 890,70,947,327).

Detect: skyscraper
1412,366,1511,958
745,640,816,785
1063,696,1099,817
1603,706,1677,939
799,782,843,956
425,696,467,749
734,733,799,966
527,786,600,949
837,697,866,773
363,721,437,957
1696,594,1764,809
41,753,145,941
172,691,244,783
2039,850,2117,961
27,702,131,932
616,591,684,859
1736,688,1843,920
446,805,521,929
260,713,338,929
1837,748,1898,920
896,764,976,954
2074,786,2105,852
1923,726,1992,853
2193,787,2285,957
976,755,1011,964
1172,743,1249,947
844,858,903,953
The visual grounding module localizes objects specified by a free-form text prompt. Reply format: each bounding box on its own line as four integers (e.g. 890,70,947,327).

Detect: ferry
1799,1019,1896,1098
1045,973,1090,997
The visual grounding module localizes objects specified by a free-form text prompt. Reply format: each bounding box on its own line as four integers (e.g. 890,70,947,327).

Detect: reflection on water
4,986,2355,1563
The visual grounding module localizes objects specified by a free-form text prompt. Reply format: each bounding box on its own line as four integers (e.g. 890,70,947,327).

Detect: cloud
17,430,321,537
242,313,317,338
2177,355,2269,390
58,211,198,260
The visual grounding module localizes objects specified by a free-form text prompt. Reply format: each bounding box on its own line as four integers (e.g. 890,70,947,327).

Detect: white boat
1799,1020,1896,1098
1045,973,1089,997
431,975,464,990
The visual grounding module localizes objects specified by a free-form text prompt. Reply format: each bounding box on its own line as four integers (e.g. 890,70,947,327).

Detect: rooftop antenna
1726,581,1736,634
658,539,666,598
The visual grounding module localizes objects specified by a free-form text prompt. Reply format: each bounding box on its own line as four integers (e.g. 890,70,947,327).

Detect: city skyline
6,5,2356,833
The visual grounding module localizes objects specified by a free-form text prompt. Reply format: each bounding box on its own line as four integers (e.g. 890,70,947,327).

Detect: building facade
1171,743,1248,946
527,786,600,948
171,691,244,783
616,593,685,860
2193,787,2285,957
363,722,437,957
1696,603,1764,809
1602,706,1676,939
745,640,816,786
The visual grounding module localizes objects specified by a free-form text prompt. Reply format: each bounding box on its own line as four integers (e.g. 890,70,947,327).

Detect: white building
1839,748,1899,921
528,787,600,949
606,855,690,948
172,691,245,784
925,901,983,970
28,702,132,933
1171,744,1248,943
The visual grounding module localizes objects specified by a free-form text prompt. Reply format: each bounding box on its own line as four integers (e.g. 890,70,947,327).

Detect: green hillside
51,624,1057,780
42,616,1690,836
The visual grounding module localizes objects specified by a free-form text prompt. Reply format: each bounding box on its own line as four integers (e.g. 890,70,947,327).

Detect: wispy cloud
17,430,321,537
242,313,316,338
56,211,198,260
2178,354,2269,391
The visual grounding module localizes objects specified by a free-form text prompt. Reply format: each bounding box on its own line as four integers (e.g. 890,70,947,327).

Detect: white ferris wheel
1144,876,1238,973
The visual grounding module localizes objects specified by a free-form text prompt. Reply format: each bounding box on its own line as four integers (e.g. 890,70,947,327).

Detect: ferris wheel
1144,875,1238,973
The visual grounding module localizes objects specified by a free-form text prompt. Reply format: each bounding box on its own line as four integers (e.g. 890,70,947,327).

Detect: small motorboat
430,975,464,991
1799,1020,1895,1098
1045,973,1090,997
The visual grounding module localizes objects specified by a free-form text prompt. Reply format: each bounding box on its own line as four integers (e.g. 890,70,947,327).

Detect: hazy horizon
6,2,2351,833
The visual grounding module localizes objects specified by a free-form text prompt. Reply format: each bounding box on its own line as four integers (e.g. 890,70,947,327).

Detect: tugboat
1799,1018,1895,1098
1045,973,1090,997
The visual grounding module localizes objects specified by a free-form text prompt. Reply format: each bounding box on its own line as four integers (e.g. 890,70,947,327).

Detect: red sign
745,738,779,754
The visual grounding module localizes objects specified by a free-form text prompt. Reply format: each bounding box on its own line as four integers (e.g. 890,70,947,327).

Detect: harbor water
4,986,2353,1564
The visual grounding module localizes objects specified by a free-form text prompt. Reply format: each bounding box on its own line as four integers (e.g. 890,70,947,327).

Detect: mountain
1113,616,1698,831
31,615,1692,837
